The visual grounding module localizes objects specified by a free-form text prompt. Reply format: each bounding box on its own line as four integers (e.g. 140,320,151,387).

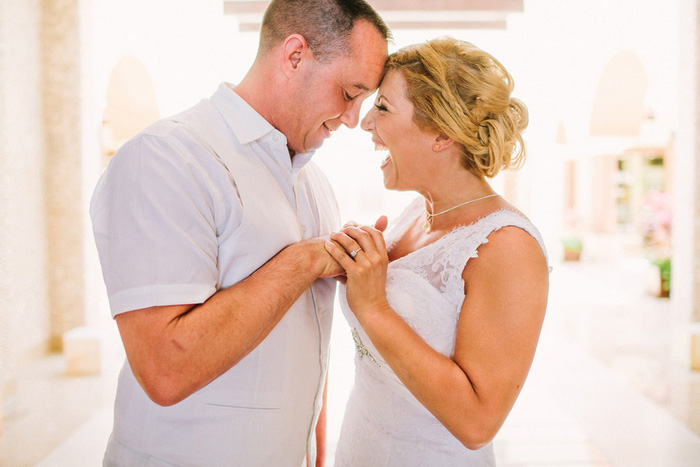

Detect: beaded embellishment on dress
351,328,379,366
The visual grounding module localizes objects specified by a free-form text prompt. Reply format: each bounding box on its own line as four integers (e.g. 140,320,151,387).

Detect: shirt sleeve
90,132,224,317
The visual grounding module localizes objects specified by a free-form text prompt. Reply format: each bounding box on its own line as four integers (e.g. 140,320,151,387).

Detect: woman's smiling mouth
380,154,391,168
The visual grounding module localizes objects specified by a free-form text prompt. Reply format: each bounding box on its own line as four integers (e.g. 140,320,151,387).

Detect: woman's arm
325,225,548,449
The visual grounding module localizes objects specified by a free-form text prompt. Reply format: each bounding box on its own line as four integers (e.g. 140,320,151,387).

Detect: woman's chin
382,176,397,191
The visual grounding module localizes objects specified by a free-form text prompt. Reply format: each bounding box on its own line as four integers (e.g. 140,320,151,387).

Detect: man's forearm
116,238,340,406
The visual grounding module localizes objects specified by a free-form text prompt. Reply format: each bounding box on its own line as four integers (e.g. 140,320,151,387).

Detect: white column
40,0,86,350
673,0,699,368
0,0,51,408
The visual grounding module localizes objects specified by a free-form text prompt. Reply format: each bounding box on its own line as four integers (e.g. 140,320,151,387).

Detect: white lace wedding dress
334,197,549,466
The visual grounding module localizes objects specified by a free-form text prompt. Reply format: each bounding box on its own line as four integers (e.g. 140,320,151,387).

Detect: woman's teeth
380,154,391,168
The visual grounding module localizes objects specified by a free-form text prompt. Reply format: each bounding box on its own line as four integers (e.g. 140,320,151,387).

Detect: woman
324,38,550,465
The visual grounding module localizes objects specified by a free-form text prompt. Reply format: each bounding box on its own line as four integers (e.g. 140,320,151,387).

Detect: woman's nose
360,110,374,132
339,97,363,129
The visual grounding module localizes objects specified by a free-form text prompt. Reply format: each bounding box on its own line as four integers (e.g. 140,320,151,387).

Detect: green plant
653,258,671,295
562,236,583,262
562,237,583,252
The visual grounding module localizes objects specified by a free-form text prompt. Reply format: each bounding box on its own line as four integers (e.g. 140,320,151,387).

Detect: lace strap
440,209,551,281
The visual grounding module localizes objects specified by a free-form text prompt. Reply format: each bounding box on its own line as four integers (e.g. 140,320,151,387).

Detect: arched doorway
101,55,160,167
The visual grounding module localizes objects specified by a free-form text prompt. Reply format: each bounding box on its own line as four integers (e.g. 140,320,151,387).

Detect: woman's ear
280,34,309,78
432,134,455,152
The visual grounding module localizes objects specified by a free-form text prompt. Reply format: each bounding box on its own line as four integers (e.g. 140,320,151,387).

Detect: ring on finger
349,248,362,259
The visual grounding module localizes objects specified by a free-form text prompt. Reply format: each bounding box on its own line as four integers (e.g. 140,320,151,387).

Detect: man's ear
280,34,309,78
432,134,455,152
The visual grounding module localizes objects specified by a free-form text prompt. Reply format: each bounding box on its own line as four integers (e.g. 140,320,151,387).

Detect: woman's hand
324,221,390,317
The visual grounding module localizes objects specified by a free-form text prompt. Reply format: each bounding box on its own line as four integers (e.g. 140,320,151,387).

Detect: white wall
0,0,50,396
672,0,698,365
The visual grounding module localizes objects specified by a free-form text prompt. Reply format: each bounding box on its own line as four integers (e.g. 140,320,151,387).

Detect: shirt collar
210,82,274,145
210,82,315,175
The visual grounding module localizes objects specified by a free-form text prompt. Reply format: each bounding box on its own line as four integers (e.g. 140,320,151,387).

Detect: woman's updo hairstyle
386,37,528,178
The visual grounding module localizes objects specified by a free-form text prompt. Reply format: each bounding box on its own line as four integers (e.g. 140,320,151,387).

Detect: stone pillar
693,0,700,369
694,2,700,329
688,1,700,370
0,0,51,417
674,0,700,369
40,0,85,350
0,1,5,437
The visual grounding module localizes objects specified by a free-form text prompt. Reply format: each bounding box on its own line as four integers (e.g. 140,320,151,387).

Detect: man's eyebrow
351,83,371,92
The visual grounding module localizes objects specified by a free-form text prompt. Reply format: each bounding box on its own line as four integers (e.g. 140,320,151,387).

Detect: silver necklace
423,193,498,233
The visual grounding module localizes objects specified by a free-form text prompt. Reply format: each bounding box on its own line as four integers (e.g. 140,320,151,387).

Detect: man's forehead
342,55,386,93
343,21,388,91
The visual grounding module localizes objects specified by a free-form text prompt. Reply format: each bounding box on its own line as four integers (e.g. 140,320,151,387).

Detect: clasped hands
322,215,390,316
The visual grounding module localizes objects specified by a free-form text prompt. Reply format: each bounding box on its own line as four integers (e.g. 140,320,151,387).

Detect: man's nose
339,98,363,129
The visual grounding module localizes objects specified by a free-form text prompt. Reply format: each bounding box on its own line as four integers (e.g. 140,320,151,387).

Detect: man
90,1,390,465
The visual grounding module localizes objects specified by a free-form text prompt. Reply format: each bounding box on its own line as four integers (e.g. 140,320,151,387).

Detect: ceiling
223,0,523,31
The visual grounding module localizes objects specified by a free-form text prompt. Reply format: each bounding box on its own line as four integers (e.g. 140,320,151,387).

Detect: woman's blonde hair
386,37,528,178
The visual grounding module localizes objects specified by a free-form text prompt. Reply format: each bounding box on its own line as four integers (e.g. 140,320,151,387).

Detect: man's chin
300,140,325,154
290,132,328,155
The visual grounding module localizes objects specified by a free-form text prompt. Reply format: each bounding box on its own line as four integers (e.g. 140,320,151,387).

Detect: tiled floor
2,255,700,466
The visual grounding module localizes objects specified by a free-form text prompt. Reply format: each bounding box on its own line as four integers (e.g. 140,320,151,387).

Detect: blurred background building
1,0,699,465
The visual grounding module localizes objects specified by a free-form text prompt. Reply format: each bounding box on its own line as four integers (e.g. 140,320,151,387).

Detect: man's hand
292,237,344,279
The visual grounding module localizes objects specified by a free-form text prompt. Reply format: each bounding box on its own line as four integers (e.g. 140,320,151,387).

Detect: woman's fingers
374,215,388,232
329,231,361,258
361,225,387,253
327,223,388,272
340,226,386,258
324,238,356,270
328,226,389,316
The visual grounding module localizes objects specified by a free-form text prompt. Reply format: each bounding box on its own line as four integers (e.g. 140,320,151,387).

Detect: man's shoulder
104,111,236,197
115,101,223,161
138,104,208,142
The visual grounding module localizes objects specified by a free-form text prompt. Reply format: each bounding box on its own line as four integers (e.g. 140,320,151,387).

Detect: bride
324,37,550,465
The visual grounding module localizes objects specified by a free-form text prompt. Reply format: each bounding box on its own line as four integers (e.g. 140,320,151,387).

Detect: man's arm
115,238,341,406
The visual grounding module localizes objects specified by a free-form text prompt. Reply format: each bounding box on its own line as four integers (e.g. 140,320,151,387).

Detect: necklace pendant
422,215,432,233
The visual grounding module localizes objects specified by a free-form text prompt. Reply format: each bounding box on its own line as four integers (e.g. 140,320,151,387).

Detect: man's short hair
259,0,391,62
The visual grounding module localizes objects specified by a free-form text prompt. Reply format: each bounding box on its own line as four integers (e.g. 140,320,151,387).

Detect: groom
90,1,389,465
